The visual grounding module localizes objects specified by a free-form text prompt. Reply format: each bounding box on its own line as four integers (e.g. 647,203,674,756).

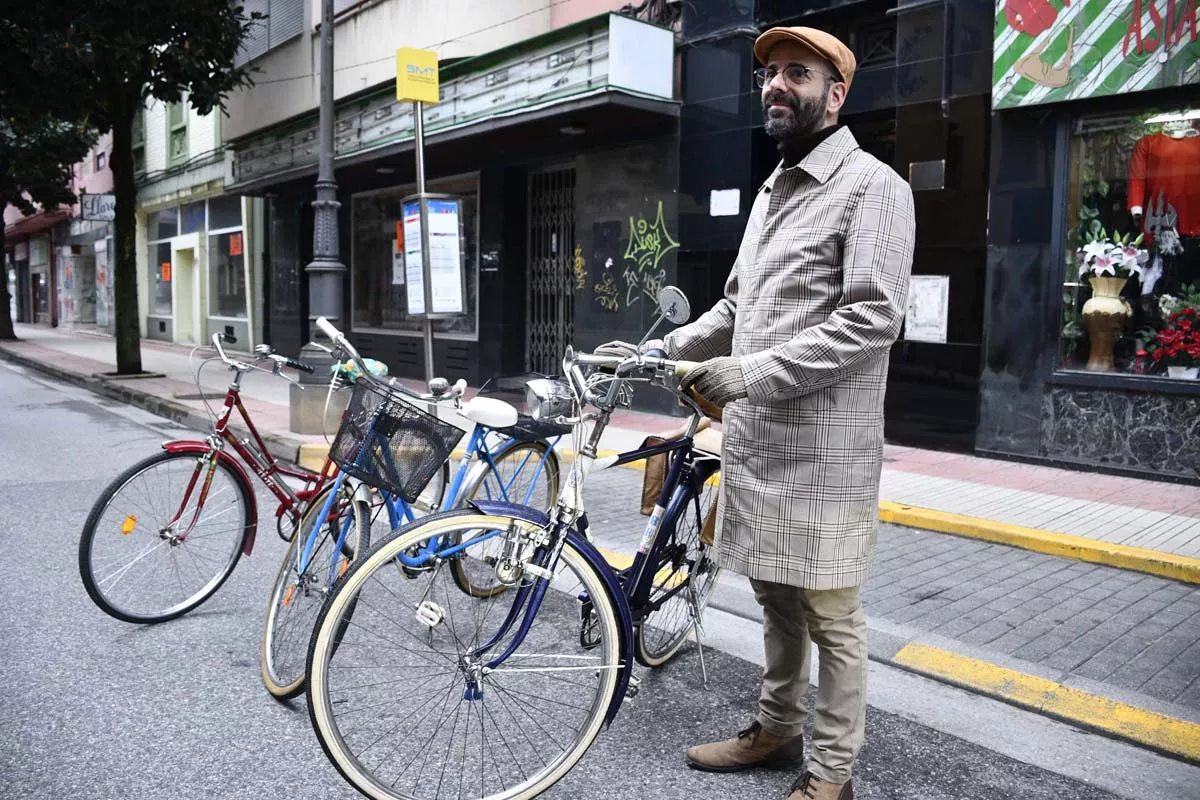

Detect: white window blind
235,0,302,67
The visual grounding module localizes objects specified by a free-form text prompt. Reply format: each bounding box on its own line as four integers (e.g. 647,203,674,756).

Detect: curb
0,345,305,466
879,501,1200,585
886,642,1200,764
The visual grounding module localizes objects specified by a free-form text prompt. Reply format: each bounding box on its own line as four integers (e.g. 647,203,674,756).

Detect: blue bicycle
259,319,565,699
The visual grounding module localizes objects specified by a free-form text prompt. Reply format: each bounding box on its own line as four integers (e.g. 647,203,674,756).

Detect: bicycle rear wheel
634,473,722,667
261,483,369,699
307,511,621,800
451,441,561,598
79,450,252,624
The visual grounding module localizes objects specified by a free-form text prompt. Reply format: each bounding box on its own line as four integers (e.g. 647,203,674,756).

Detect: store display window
1060,109,1200,378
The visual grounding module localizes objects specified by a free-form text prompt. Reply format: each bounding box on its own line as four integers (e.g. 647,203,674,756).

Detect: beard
762,86,828,142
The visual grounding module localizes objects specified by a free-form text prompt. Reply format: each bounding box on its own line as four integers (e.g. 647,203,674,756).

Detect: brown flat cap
754,27,857,89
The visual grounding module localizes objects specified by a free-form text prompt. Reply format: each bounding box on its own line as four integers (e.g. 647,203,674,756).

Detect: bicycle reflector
121,516,137,535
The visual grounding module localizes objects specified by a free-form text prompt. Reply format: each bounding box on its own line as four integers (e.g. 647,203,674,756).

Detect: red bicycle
78,332,366,624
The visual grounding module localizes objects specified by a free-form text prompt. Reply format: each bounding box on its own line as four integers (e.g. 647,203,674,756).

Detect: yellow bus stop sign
396,47,439,104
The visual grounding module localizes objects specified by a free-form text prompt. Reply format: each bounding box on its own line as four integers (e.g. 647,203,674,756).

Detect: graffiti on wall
618,200,677,307
594,259,620,312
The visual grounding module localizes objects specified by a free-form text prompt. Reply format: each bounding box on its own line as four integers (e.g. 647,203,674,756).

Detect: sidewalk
3,323,1200,762
7,324,1199,566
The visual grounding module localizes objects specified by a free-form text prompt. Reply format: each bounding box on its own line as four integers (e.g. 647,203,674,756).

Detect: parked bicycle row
77,287,723,800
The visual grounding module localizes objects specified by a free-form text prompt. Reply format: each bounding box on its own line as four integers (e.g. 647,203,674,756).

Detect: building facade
136,97,264,348
981,0,1200,481
224,0,683,409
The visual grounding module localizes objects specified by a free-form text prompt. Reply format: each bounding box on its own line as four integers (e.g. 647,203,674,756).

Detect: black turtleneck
779,123,842,169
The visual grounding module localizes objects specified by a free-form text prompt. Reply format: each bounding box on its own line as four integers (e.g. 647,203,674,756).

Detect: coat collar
761,127,860,190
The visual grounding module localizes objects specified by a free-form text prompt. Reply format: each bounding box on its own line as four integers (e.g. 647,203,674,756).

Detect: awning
5,210,69,241
227,12,679,194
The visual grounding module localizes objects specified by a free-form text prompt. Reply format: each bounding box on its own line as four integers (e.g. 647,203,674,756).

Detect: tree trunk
0,211,15,340
109,94,143,374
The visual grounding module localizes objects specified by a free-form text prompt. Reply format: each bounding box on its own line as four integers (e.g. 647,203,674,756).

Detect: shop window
209,231,248,318
150,242,173,316
181,201,206,234
208,195,243,231
350,175,479,338
1060,109,1200,379
149,208,178,240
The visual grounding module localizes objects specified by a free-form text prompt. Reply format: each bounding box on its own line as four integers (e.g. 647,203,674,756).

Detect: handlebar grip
285,357,315,374
674,360,699,378
315,317,341,342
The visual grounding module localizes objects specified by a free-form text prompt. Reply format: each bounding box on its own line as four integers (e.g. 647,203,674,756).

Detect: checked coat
665,127,915,590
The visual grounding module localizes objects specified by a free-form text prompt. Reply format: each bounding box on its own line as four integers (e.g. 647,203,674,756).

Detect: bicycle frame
162,374,327,557
385,426,562,568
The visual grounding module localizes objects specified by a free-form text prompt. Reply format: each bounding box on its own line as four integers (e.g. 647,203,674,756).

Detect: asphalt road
0,361,1186,800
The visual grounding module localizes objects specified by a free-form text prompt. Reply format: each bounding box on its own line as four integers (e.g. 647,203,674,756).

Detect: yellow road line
893,642,1200,762
880,501,1200,585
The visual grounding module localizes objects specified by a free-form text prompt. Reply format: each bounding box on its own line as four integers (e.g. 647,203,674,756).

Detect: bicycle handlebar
314,316,466,403
210,332,314,375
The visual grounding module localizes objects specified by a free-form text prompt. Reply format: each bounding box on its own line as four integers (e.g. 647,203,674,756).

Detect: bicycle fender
162,441,260,556
466,500,635,725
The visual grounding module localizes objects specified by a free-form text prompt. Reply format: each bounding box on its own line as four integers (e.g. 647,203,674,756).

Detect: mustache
763,91,797,109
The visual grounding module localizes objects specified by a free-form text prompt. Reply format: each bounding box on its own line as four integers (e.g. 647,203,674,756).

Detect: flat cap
753,27,857,89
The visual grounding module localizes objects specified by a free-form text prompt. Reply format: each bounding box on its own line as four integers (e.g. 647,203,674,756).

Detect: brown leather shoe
686,721,803,772
787,771,854,800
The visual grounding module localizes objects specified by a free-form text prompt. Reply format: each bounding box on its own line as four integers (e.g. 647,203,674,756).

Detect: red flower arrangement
1150,307,1200,369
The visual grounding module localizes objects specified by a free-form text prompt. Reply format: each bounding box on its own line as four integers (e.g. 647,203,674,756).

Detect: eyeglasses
754,65,839,88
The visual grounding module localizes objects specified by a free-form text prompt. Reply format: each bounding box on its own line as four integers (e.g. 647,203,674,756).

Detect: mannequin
1128,118,1200,237
1128,118,1200,297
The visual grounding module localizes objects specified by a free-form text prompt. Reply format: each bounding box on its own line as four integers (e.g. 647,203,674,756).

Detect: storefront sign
905,275,950,343
396,47,439,104
392,239,405,286
401,196,465,316
81,193,117,221
161,262,172,282
993,0,1200,108
229,232,243,257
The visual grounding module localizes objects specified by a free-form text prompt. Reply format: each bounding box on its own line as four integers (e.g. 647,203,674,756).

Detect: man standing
669,26,914,800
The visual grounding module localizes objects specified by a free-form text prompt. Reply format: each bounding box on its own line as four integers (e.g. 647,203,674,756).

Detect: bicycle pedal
416,600,445,628
625,674,642,700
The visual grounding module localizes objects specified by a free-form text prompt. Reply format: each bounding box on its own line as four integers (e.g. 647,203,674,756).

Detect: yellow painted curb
879,501,1200,585
893,642,1200,762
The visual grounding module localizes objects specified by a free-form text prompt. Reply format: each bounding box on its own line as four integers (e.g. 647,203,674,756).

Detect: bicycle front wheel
451,441,561,598
79,450,252,624
634,474,722,667
307,511,621,800
261,483,369,699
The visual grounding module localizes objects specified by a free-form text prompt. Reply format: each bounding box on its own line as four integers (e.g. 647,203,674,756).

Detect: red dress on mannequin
1127,130,1200,240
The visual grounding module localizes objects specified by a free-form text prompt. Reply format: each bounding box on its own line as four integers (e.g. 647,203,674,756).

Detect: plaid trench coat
665,127,915,590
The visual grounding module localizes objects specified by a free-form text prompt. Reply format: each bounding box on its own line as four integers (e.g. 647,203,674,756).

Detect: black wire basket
329,379,466,503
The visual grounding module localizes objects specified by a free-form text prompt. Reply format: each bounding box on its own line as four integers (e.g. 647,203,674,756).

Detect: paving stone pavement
580,464,1200,715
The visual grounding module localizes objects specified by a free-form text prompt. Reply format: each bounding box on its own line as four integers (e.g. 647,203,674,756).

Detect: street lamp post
290,0,344,434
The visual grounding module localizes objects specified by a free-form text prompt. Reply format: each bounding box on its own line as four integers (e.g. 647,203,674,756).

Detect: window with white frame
207,196,247,319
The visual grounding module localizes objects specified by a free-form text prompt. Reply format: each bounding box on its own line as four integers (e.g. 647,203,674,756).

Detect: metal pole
413,100,435,383
290,0,344,433
306,0,345,329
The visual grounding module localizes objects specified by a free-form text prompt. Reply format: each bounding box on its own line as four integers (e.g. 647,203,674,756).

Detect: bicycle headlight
524,378,573,421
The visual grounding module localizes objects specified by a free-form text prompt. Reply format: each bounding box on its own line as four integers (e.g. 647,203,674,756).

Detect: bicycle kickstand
687,582,710,691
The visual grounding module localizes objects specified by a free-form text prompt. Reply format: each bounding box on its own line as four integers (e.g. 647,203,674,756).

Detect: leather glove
679,356,747,408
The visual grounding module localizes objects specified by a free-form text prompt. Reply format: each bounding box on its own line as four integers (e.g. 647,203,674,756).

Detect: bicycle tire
633,472,722,667
306,510,621,800
450,440,561,598
261,483,369,699
79,450,252,624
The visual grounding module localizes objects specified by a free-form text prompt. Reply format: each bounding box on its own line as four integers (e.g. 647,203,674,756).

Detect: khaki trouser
750,580,867,785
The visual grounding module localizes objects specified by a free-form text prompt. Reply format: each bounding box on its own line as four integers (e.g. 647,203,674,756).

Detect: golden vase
1081,275,1131,372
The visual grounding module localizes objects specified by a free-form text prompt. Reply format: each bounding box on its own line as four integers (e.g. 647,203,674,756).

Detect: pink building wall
550,0,634,28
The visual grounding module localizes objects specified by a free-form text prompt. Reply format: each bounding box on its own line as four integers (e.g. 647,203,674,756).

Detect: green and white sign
993,0,1200,108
